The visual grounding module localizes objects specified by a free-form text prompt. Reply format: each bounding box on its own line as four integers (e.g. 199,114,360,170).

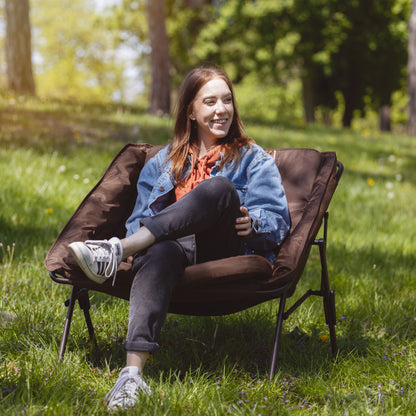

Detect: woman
69,66,290,410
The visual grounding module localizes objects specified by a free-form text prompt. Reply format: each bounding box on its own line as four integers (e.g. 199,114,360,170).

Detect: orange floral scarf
174,145,223,201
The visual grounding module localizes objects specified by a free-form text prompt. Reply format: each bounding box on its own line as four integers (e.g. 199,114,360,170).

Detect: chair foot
328,289,337,355
269,293,287,381
58,287,77,362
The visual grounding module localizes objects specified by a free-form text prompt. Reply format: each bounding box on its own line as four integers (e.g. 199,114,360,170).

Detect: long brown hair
167,66,251,183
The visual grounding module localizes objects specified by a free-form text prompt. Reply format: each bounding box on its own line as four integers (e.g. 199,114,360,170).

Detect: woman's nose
215,100,227,113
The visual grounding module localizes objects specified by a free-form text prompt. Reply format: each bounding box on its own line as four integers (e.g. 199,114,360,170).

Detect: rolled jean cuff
123,340,161,353
140,217,165,241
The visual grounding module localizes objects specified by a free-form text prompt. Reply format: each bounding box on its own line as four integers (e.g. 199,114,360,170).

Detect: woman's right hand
235,206,253,237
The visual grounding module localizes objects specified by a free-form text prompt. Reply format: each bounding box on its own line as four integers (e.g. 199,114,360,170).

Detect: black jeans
123,176,244,353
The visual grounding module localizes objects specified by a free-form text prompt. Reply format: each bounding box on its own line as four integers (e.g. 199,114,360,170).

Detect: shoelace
86,241,118,286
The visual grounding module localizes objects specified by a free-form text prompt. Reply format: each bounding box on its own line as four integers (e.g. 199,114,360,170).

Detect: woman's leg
121,226,156,259
123,240,188,354
105,240,188,410
139,176,244,262
126,351,149,373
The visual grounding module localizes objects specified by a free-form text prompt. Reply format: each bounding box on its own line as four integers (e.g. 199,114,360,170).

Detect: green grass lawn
1,96,416,415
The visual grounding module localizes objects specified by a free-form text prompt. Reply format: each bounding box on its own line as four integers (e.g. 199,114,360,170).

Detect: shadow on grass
78,311,337,379
0,101,172,156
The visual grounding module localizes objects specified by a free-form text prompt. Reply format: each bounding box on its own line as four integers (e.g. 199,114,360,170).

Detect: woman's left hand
235,206,253,237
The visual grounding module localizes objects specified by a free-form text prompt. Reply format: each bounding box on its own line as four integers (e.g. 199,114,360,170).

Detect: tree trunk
301,75,316,124
342,107,353,128
5,0,35,94
379,105,391,132
147,0,171,115
408,0,416,135
342,84,358,128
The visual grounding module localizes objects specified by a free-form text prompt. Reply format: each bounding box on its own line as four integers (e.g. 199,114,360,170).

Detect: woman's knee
198,176,238,200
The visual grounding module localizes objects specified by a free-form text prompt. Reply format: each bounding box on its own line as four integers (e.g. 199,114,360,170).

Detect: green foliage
195,0,295,82
31,0,127,102
1,97,416,414
234,74,303,125
0,0,410,127
166,0,215,85
193,0,410,126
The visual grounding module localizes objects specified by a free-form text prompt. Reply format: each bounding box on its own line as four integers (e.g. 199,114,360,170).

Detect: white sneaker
68,237,123,285
105,366,151,411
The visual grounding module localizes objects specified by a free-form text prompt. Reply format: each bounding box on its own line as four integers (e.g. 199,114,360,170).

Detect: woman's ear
189,113,196,120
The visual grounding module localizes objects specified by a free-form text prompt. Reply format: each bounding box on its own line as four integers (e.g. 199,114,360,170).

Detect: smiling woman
67,66,291,410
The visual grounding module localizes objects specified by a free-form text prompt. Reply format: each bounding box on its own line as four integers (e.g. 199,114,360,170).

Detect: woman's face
190,77,234,146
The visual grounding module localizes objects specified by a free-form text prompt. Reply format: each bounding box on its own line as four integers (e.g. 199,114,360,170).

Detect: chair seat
171,254,275,315
51,254,284,316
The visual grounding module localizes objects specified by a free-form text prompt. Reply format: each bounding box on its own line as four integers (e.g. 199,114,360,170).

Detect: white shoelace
86,240,118,286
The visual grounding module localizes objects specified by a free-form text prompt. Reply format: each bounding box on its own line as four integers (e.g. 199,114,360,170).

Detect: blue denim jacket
126,144,290,264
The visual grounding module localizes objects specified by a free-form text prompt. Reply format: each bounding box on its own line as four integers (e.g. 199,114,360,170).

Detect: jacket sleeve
125,155,161,237
244,151,290,251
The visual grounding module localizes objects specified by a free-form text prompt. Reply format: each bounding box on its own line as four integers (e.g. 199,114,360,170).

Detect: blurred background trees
1,0,414,133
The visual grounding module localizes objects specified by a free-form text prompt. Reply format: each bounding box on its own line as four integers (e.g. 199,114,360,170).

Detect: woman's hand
235,206,253,237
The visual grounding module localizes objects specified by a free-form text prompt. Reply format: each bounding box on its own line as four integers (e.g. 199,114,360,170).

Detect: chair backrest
45,144,340,302
267,148,339,290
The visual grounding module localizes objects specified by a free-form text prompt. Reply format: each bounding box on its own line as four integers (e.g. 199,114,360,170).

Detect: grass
1,94,416,415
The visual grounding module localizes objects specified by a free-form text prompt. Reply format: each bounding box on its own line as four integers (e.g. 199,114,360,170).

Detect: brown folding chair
45,143,343,380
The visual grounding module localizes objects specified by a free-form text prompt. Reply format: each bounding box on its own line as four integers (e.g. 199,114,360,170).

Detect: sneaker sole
68,243,108,284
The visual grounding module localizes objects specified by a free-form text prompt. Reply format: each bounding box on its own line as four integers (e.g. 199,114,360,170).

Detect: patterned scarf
174,145,223,201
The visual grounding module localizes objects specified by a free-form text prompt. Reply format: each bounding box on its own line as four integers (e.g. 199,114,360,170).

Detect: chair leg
58,286,78,362
58,287,96,362
318,239,338,356
269,292,287,381
77,288,97,351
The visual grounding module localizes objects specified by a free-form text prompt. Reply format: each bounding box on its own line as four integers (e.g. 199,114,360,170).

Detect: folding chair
45,143,343,380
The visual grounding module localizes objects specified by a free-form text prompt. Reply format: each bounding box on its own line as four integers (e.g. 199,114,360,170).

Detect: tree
193,0,409,128
327,0,408,128
409,0,416,135
194,0,322,120
5,0,35,94
147,0,170,115
109,0,175,112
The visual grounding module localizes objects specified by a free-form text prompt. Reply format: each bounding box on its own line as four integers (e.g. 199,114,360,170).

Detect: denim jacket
126,143,290,264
